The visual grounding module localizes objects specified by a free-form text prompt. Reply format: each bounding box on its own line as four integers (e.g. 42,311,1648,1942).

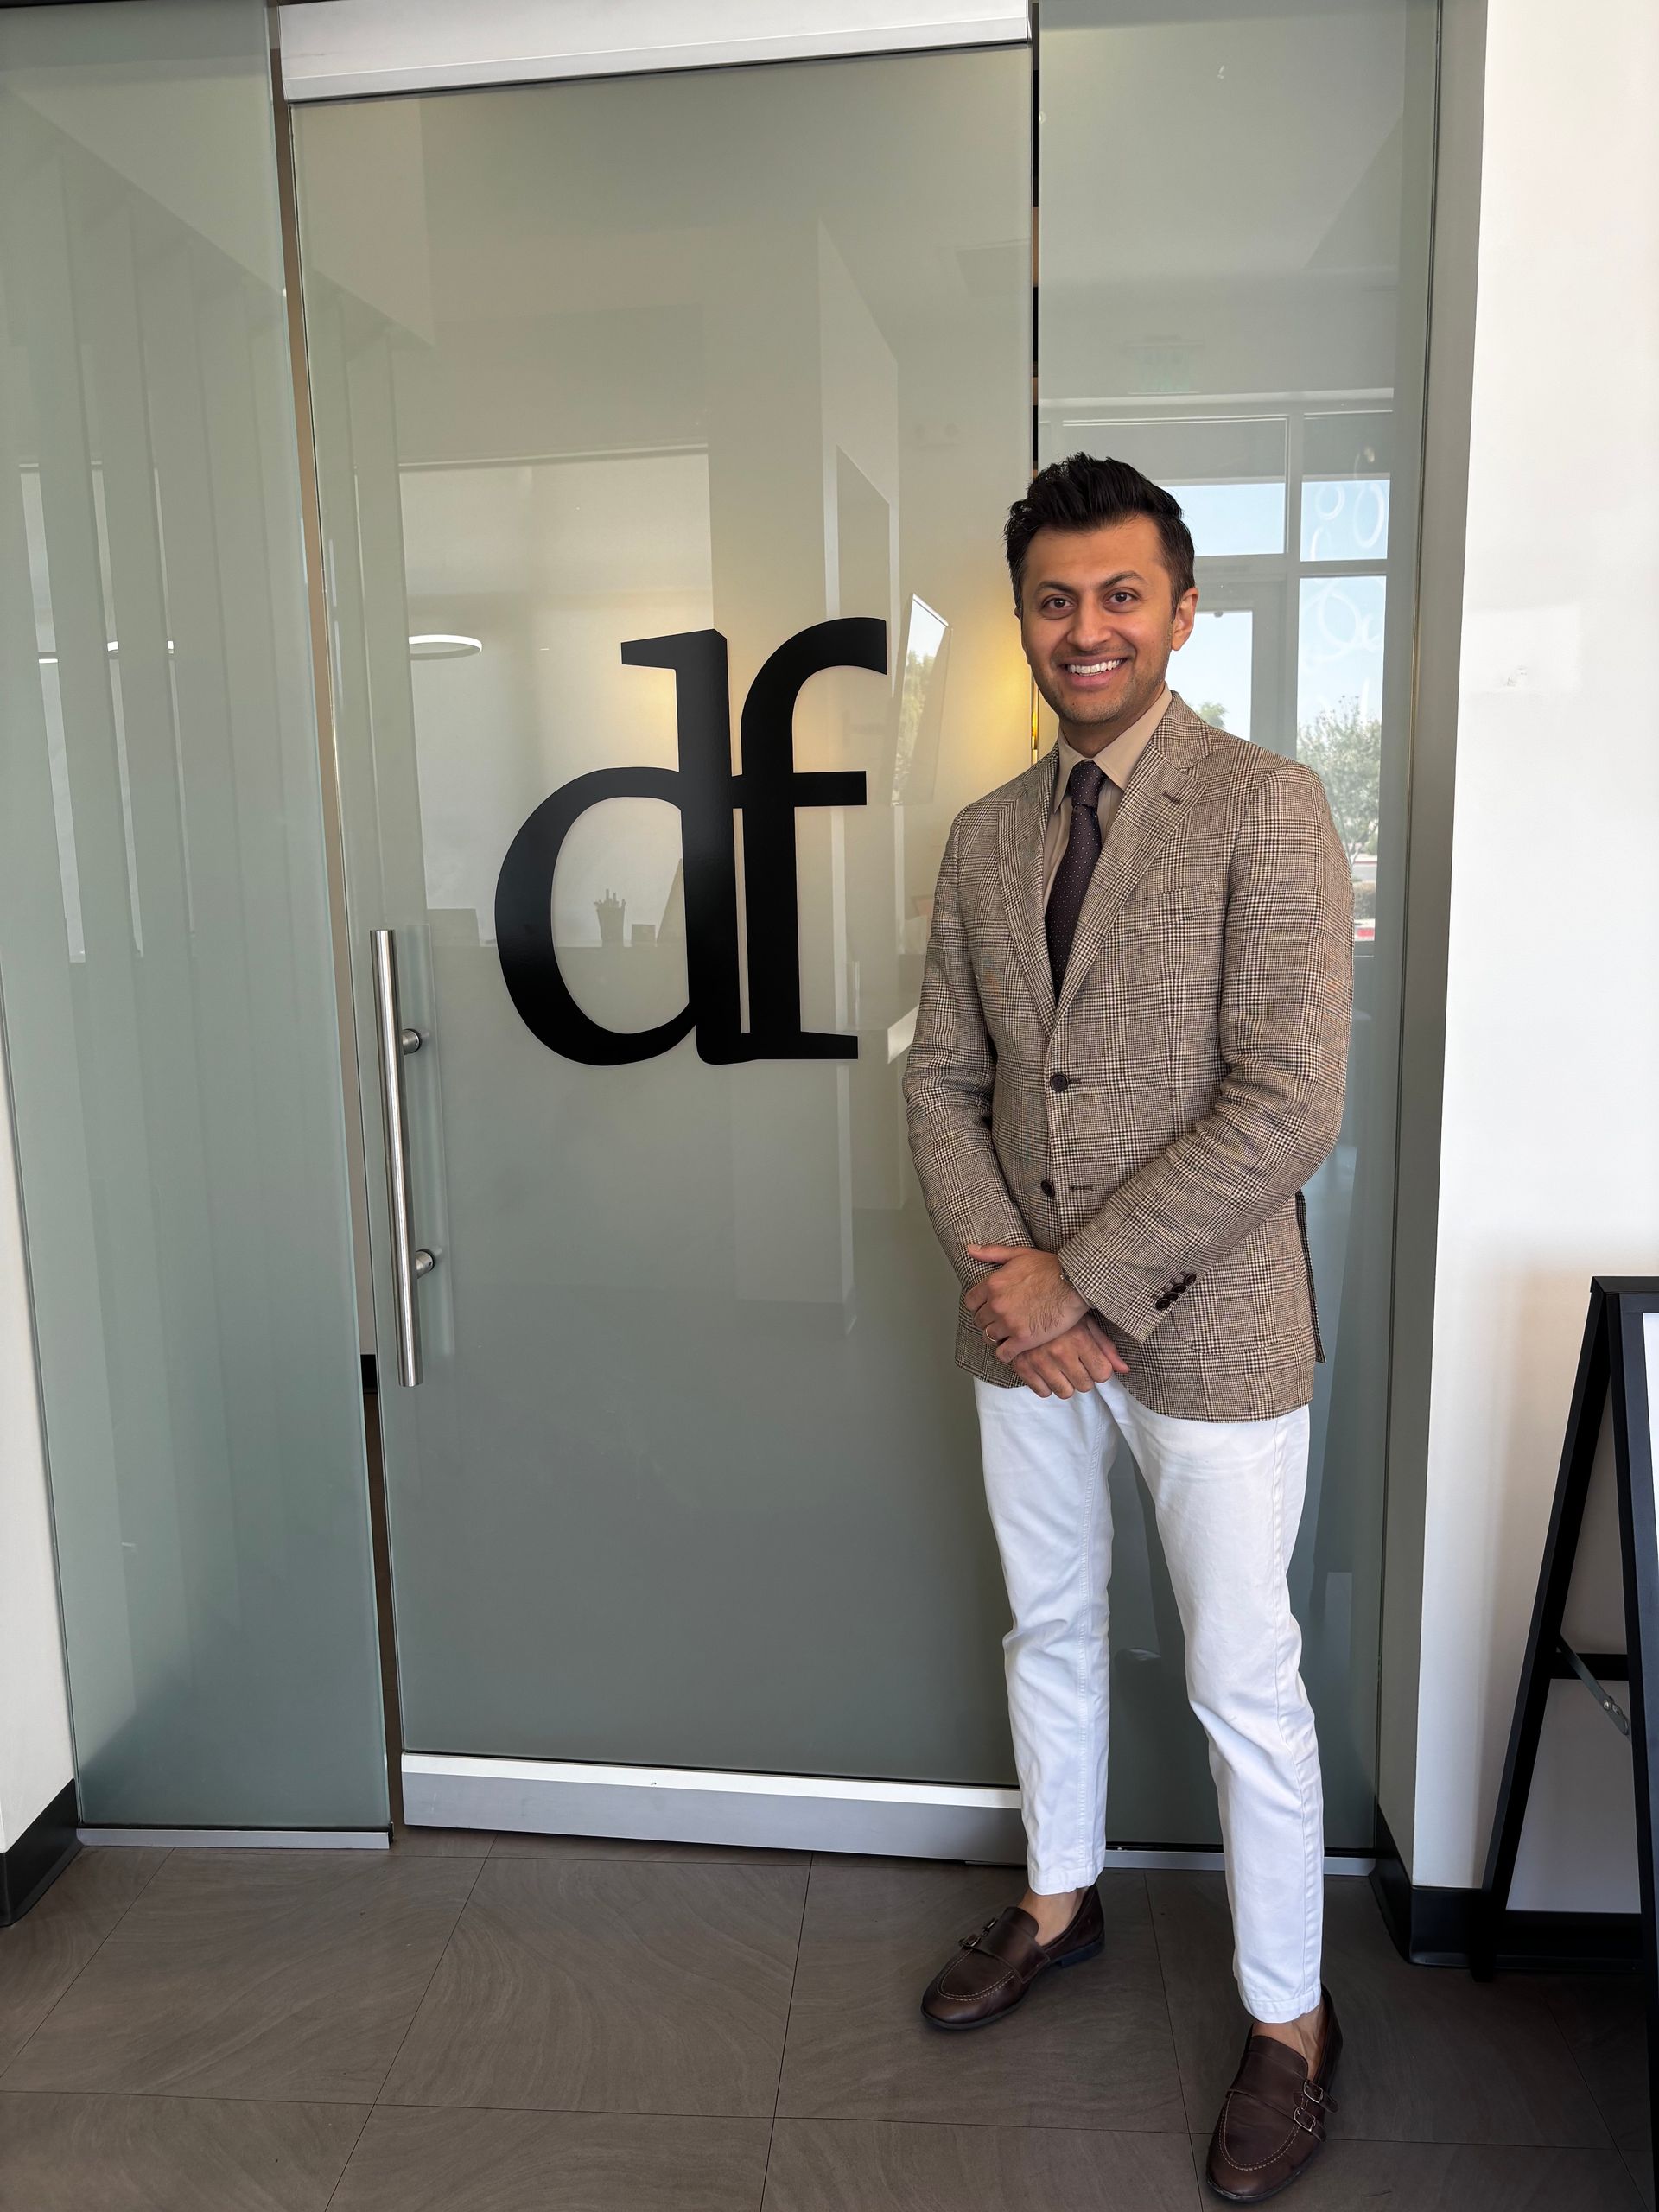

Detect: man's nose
1065,609,1118,652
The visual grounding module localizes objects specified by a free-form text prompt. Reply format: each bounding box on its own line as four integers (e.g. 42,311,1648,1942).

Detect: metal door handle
370,928,435,1386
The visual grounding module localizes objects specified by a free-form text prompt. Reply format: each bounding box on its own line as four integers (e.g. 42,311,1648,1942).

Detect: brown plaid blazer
904,693,1353,1421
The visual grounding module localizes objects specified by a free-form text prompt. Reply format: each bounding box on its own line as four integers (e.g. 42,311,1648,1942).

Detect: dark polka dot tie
1046,757,1106,996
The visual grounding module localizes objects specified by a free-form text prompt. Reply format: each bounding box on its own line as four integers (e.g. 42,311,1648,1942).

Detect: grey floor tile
392,1823,492,1859
0,2092,366,2212
1185,2132,1645,2209
382,1855,807,2117
1544,1976,1654,2207
0,1850,479,2103
776,1862,1184,2133
0,1848,168,2071
766,2117,1202,2210
490,1829,804,1867
328,2106,771,2211
1150,1872,1610,2146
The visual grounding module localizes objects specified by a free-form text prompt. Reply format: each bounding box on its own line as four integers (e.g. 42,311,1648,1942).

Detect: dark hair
1005,453,1196,607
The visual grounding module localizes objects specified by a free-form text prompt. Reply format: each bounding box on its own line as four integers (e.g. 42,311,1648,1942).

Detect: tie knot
1066,758,1106,813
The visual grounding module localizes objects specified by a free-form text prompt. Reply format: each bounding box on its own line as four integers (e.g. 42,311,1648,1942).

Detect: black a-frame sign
1478,1280,1659,2121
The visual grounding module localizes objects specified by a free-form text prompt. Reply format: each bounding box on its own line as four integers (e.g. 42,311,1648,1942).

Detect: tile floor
0,1828,1649,2209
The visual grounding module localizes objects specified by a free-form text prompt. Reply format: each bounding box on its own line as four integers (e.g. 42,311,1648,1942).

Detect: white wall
1402,0,1659,1894
0,1027,74,1853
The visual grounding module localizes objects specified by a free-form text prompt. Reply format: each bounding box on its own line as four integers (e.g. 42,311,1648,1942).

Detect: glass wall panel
0,0,385,1825
1039,0,1436,1844
295,52,1034,1780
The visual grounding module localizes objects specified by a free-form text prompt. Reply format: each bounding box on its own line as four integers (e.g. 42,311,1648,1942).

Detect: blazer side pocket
1295,1187,1325,1363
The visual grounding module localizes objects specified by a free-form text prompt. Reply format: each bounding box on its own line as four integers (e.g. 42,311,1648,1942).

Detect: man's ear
1170,585,1199,652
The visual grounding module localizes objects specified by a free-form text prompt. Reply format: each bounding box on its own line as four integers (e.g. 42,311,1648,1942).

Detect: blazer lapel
1052,699,1213,1025
996,753,1058,1023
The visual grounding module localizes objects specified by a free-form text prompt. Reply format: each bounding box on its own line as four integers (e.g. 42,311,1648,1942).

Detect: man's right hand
1010,1314,1128,1399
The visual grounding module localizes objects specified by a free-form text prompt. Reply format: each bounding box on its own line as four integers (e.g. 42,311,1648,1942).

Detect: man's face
1017,515,1198,753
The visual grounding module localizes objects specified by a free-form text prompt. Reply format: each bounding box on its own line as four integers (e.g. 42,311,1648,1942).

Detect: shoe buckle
958,1916,998,1954
1294,2081,1330,2138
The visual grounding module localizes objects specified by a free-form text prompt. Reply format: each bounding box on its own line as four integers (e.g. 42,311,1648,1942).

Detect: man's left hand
964,1245,1088,1360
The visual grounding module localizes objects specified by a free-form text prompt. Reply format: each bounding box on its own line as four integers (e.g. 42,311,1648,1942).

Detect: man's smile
1058,654,1129,688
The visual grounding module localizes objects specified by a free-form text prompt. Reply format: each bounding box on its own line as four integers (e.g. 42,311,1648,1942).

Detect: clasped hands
963,1244,1129,1401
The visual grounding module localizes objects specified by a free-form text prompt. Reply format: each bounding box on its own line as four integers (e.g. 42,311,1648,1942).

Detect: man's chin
1052,683,1149,728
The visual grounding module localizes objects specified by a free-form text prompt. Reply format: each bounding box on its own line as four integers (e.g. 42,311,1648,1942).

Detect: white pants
974,1373,1323,2023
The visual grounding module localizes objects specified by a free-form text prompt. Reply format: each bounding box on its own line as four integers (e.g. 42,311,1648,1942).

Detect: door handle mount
371,928,435,1386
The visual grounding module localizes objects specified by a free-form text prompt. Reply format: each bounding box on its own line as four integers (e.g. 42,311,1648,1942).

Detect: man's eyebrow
1033,569,1147,594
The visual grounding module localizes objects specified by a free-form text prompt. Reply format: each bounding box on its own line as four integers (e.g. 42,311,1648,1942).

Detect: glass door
1039,0,1437,1847
293,50,1037,1795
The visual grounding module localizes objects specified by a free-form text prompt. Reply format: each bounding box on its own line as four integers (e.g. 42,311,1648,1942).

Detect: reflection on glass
1167,481,1285,559
1301,408,1393,559
1298,575,1385,954
1299,574,1387,725
893,594,949,802
1040,0,1436,1847
1065,413,1286,487
1301,477,1391,562
1058,419,1287,558
1176,607,1255,741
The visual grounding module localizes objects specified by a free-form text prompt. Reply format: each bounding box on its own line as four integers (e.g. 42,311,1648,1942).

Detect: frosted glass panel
0,1,385,1825
1040,0,1436,1846
296,52,1033,1779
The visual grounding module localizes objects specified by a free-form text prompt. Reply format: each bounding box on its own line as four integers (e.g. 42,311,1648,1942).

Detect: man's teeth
1068,659,1124,674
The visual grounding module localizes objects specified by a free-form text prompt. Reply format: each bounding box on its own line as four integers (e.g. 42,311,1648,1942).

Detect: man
903,454,1353,2202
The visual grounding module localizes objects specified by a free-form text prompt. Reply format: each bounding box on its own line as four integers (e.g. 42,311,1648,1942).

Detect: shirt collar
1049,684,1172,815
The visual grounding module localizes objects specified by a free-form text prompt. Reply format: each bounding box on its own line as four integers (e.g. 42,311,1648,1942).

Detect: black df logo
495,620,884,1066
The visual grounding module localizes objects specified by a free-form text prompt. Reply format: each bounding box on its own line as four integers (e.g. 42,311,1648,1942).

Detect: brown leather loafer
919,1885,1104,2030
1205,1987,1342,2202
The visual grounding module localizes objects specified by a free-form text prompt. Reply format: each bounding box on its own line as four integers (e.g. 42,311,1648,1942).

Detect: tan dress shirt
1039,686,1172,910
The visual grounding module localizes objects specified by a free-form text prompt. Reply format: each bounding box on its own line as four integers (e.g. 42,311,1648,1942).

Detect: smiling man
903,454,1354,2203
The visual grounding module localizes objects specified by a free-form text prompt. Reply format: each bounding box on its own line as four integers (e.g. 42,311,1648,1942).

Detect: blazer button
1049,1072,1071,1092
1040,1179,1055,1198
